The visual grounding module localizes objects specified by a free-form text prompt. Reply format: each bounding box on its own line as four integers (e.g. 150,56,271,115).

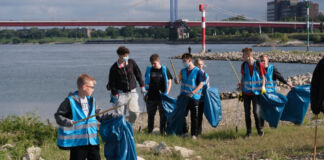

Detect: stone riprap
171,51,324,64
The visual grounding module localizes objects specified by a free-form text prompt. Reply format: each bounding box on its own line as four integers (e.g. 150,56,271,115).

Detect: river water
0,44,320,121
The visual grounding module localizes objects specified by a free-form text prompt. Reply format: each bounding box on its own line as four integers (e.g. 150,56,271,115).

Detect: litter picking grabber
73,105,122,124
226,58,241,133
313,114,319,160
169,58,178,82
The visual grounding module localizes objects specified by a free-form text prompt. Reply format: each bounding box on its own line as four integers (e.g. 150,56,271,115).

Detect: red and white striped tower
199,4,206,54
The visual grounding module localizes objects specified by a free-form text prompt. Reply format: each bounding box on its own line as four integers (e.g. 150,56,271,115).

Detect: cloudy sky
0,0,323,21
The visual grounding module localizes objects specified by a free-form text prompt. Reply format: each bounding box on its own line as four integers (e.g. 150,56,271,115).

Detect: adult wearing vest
260,54,294,93
175,53,204,139
144,54,173,135
311,56,324,115
55,74,103,160
194,58,209,135
239,48,266,137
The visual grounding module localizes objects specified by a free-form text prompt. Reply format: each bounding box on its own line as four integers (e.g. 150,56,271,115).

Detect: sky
0,0,323,21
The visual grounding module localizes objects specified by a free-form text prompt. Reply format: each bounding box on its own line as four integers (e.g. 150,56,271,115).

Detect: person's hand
174,78,180,84
288,83,294,89
237,83,241,89
66,119,75,127
261,86,266,95
110,94,118,104
187,92,194,98
238,93,243,102
141,87,147,94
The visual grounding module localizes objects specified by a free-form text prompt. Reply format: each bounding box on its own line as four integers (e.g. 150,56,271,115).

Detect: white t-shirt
80,97,89,116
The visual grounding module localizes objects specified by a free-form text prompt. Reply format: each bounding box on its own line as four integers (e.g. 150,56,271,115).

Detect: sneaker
192,136,197,140
258,131,264,137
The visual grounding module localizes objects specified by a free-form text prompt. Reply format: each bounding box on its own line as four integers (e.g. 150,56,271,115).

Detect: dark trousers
197,100,204,135
146,100,166,134
243,94,264,134
183,98,199,136
70,145,100,160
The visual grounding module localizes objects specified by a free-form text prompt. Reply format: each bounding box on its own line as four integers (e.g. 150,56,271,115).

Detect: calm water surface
0,44,320,121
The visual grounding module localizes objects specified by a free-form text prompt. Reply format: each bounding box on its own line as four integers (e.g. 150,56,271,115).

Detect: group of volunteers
54,45,324,160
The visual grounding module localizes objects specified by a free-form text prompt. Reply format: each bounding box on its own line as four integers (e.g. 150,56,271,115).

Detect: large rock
22,146,43,160
152,142,172,156
174,146,195,158
136,140,159,151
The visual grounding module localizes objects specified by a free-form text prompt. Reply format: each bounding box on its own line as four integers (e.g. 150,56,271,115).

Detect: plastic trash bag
203,87,222,127
99,116,137,160
281,85,311,125
259,92,288,128
161,94,176,119
166,94,190,135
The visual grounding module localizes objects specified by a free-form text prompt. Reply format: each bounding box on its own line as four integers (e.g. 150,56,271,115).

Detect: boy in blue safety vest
238,48,266,137
55,74,103,160
259,54,294,92
175,53,205,139
194,58,209,135
144,54,173,135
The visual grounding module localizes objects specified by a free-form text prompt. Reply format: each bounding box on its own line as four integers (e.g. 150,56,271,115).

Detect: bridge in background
0,21,322,29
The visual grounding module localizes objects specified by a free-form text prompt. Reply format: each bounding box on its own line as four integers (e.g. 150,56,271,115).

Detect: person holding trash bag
194,58,209,135
175,53,204,139
55,74,103,160
107,46,146,124
311,56,324,115
259,54,294,92
144,54,173,135
238,47,266,137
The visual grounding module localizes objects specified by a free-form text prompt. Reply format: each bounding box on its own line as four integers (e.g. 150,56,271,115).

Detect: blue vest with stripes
181,67,202,100
145,65,169,95
57,92,99,148
242,61,263,95
265,65,276,93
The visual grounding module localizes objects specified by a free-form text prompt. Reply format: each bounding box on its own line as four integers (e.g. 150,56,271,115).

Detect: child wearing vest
175,53,205,139
55,74,102,160
239,48,266,137
259,54,294,92
194,58,209,135
144,54,173,135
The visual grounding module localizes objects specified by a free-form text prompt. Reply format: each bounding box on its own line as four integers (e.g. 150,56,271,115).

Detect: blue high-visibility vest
145,65,168,95
181,67,202,100
265,65,276,93
57,91,99,148
242,61,263,95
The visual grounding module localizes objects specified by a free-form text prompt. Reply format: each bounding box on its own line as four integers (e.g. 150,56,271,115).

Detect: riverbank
254,39,324,47
171,50,324,64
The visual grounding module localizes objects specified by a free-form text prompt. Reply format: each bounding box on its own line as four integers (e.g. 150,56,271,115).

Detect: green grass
0,114,323,159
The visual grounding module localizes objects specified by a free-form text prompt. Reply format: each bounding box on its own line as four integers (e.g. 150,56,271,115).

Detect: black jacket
107,59,144,95
264,66,288,84
311,56,324,114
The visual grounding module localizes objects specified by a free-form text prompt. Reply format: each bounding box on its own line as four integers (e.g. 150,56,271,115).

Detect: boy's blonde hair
194,58,203,66
242,47,253,56
77,74,96,89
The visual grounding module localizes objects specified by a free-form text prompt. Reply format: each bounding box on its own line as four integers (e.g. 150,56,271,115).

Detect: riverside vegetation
1,111,323,159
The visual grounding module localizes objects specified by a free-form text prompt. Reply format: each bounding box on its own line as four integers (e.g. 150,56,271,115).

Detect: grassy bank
0,114,323,160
